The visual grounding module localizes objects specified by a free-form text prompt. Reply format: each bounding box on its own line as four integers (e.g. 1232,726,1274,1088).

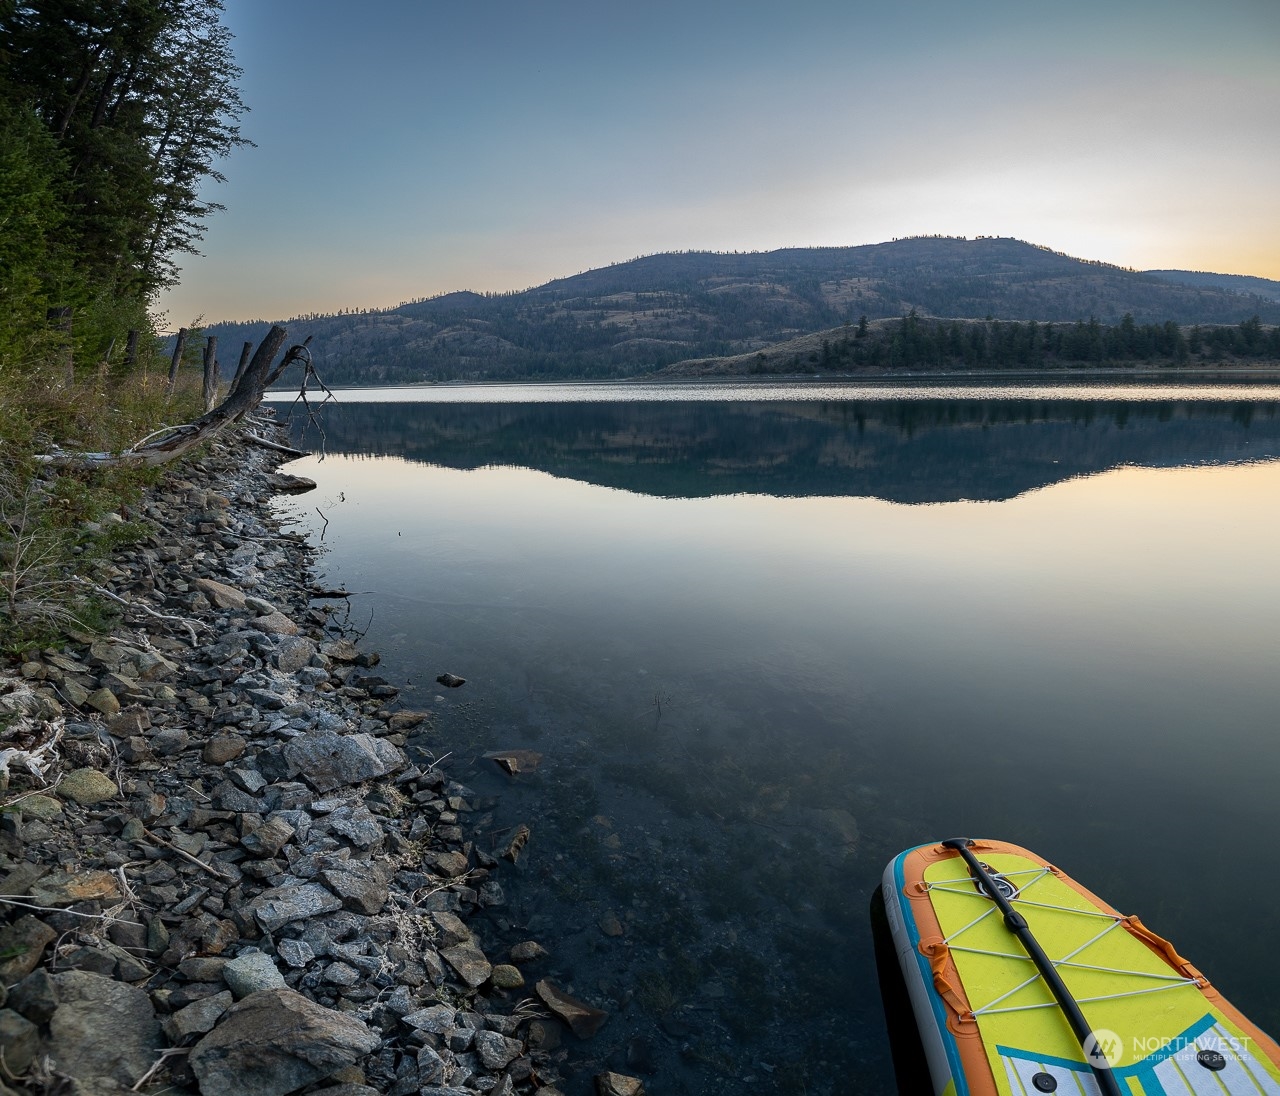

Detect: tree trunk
124,329,139,368
167,327,188,396
202,336,219,412
231,341,253,390
38,326,307,469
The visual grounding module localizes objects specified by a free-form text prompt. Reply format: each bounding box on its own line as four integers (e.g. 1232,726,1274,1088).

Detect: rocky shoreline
0,415,644,1096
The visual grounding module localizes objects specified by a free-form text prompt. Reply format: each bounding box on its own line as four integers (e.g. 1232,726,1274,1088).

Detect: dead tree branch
36,327,316,469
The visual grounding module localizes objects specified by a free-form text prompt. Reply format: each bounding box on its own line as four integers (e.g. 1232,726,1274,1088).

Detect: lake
271,379,1280,1095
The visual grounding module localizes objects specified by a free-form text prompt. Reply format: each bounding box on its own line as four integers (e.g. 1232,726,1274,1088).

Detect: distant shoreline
270,365,1280,395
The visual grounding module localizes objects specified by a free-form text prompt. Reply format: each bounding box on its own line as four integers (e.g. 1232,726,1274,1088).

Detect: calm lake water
271,380,1280,1095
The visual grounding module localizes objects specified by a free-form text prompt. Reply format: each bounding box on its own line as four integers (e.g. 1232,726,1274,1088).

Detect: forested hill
194,237,1280,386
1145,269,1280,303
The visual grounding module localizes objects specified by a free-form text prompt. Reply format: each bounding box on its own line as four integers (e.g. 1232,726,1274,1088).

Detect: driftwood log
38,326,313,469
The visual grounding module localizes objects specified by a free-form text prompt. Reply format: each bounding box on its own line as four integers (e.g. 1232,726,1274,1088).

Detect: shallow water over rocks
280,383,1280,1094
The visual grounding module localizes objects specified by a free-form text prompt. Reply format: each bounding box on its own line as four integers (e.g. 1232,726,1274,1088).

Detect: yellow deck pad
922,852,1280,1090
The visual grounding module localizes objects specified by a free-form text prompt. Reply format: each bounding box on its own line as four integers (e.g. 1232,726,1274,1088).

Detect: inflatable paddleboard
882,838,1280,1095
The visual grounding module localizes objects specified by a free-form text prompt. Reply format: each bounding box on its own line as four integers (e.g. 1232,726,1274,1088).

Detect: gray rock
307,1087,382,1096
8,969,58,1025
430,911,472,947
203,732,248,763
135,649,178,680
321,862,389,915
325,805,385,850
323,961,361,986
241,815,296,857
490,964,525,989
535,979,609,1039
509,940,548,963
150,727,190,756
319,639,361,663
188,987,379,1096
195,577,246,609
0,916,59,981
441,943,492,988
86,686,121,715
0,1009,39,1075
246,687,287,710
276,937,316,968
283,729,404,792
230,766,268,793
178,957,229,982
253,611,298,636
223,951,286,997
248,883,344,932
402,1003,458,1034
275,636,318,674
474,1029,524,1070
596,1073,647,1096
212,780,263,812
162,990,233,1041
297,666,330,686
16,793,63,820
44,971,162,1088
416,1044,449,1085
56,767,119,805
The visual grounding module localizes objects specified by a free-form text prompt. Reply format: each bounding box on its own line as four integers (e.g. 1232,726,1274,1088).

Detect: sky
155,0,1280,327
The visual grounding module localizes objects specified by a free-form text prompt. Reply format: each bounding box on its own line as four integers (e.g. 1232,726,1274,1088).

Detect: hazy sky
155,0,1280,327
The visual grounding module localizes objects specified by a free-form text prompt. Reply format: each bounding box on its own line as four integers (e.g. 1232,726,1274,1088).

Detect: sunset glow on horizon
156,0,1280,326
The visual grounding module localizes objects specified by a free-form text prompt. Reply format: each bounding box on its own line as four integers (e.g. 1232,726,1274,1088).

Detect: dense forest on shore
0,0,247,645
679,311,1280,376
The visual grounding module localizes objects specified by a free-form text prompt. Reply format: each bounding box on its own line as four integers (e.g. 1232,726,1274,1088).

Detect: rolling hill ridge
195,237,1280,385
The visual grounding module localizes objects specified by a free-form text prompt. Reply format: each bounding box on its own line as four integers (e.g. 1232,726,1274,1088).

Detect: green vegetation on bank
0,1,245,647
730,311,1280,376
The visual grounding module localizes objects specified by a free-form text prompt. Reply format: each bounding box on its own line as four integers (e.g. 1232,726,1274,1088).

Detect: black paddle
941,838,1124,1096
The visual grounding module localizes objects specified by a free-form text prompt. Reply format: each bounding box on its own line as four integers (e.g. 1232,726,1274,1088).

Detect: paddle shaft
941,839,1125,1096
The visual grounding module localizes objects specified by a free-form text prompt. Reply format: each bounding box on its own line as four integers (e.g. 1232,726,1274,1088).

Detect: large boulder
42,971,162,1089
189,987,379,1096
282,729,403,792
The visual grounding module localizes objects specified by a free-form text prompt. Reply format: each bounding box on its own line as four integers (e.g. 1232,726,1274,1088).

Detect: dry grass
0,361,206,648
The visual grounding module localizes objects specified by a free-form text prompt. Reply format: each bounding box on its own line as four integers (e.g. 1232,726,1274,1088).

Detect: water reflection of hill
286,399,1280,503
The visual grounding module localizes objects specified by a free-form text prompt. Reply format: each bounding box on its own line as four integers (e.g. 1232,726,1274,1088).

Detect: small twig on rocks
114,864,143,909
131,1047,189,1090
0,772,63,811
73,577,203,644
0,896,112,919
412,868,481,907
140,828,235,881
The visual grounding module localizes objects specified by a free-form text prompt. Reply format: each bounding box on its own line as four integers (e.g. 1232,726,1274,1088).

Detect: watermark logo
1083,1030,1123,1068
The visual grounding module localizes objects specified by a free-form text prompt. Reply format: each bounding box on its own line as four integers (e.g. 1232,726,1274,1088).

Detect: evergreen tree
0,0,249,300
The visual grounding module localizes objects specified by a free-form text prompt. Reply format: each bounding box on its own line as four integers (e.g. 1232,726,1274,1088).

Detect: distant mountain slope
1145,269,1280,303
195,237,1280,386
